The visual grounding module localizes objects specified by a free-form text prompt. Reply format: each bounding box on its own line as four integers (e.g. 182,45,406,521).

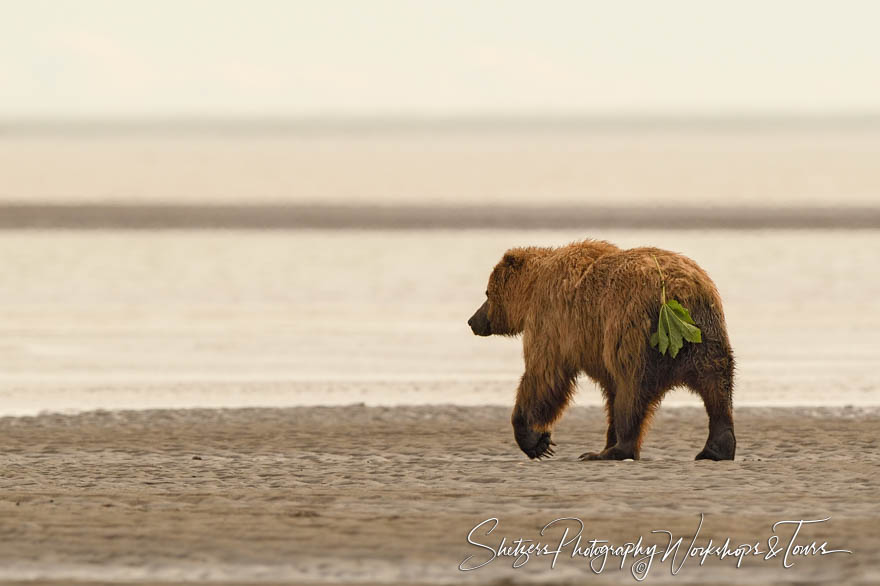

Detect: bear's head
468,247,537,337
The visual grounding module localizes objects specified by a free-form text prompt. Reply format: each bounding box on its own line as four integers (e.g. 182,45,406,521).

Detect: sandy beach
1,404,877,584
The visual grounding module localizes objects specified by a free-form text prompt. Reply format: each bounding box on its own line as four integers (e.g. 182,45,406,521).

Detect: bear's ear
502,249,526,271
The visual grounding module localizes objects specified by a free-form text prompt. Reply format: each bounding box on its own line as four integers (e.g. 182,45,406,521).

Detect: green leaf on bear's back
652,299,702,358
665,299,696,324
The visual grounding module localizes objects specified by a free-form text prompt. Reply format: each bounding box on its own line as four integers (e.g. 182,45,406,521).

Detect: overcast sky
3,0,880,118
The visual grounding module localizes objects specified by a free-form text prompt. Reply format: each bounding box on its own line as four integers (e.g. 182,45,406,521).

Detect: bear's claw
529,433,555,459
515,428,556,460
695,428,736,461
511,409,556,459
578,445,638,461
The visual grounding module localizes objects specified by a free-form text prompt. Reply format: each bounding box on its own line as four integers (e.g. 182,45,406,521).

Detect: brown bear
468,240,735,461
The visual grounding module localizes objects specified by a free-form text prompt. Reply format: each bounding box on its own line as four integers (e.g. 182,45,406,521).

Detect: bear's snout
468,301,492,336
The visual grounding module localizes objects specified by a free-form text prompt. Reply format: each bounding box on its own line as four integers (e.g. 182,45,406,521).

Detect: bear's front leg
579,384,648,461
578,430,620,461
511,370,574,459
512,408,555,459
579,384,618,460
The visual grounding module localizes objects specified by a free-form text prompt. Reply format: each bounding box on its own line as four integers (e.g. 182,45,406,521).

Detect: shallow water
4,129,880,208
0,228,876,415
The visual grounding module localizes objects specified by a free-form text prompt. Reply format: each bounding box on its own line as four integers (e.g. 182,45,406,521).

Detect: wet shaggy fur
468,240,736,461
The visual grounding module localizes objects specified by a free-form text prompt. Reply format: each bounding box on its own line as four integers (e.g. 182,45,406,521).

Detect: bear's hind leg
693,370,736,461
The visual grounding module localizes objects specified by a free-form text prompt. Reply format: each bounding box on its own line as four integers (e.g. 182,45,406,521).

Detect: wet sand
1,405,877,584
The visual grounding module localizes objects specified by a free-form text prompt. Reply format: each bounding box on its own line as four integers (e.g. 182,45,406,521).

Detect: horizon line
4,112,880,135
1,203,878,230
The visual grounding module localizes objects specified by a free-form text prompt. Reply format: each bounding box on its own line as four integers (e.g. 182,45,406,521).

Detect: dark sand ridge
2,203,880,230
0,405,877,584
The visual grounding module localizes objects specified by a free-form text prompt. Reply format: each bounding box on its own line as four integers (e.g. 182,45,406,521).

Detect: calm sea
0,228,876,415
1,126,878,414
